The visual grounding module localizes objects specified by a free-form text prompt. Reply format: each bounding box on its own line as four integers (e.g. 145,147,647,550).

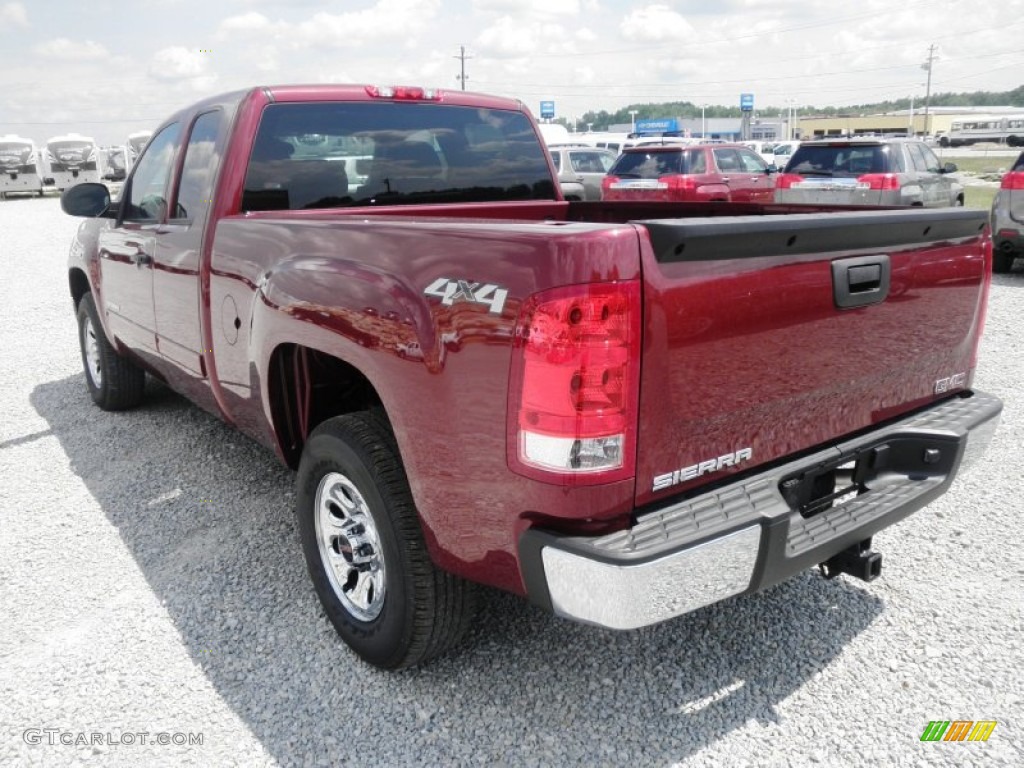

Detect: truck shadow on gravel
33,373,885,765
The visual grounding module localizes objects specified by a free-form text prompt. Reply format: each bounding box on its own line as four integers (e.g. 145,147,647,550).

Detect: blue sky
1,0,1021,145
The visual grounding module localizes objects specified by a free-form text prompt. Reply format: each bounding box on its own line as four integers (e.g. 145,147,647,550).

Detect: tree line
559,85,1024,132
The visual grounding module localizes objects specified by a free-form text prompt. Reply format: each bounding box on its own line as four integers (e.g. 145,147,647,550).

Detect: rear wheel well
69,268,90,309
267,344,385,468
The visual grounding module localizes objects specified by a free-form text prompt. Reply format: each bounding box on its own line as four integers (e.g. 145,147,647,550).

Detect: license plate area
779,434,961,519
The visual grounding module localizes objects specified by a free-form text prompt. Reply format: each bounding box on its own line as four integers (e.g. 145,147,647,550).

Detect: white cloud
0,1,27,26
33,38,110,61
293,0,442,47
217,11,272,34
476,16,568,57
473,0,579,17
621,4,696,42
148,46,209,81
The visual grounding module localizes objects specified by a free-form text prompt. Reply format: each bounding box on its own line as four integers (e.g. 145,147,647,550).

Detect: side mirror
61,182,111,217
942,162,958,174
766,164,778,174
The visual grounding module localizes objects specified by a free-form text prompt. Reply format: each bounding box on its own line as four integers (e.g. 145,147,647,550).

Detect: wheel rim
314,472,386,622
83,315,102,388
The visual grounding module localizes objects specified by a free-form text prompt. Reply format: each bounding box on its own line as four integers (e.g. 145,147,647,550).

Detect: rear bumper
520,390,1002,630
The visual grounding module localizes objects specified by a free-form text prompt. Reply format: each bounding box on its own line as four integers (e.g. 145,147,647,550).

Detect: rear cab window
785,144,891,176
609,150,685,178
242,102,555,211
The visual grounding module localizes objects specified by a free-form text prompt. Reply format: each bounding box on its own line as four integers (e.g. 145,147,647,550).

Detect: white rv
0,134,44,198
126,131,153,169
45,133,101,190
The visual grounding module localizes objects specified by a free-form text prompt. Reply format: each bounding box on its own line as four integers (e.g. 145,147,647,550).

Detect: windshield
610,150,686,178
243,101,555,211
785,145,889,176
0,142,32,164
128,135,151,154
48,141,93,153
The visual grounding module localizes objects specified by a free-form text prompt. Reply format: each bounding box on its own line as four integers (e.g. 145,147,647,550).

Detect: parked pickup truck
62,84,1001,670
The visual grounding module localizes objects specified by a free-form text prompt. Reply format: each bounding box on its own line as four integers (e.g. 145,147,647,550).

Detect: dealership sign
539,101,555,119
635,118,679,134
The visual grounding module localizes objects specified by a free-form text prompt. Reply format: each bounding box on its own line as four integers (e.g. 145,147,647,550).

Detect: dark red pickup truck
62,84,1001,669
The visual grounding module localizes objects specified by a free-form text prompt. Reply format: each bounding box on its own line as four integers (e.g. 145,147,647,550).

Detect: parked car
741,140,777,164
771,140,800,163
774,138,963,207
602,143,776,203
549,145,617,200
991,150,1024,273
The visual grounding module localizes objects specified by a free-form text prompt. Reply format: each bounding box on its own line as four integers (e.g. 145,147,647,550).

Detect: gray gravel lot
1,194,1022,767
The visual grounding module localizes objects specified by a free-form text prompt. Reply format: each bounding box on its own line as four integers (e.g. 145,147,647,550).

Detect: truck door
153,110,225,376
98,123,181,354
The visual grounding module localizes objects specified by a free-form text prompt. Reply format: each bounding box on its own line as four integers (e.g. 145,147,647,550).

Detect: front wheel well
69,268,90,310
267,343,385,468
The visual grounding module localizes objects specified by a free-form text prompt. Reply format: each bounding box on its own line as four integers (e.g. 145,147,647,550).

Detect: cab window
172,111,222,222
124,123,180,222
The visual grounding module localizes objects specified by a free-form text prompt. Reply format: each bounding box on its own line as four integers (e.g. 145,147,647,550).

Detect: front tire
993,250,1016,274
76,293,145,410
296,413,476,669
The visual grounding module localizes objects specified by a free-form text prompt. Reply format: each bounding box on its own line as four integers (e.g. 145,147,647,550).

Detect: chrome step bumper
519,390,1002,630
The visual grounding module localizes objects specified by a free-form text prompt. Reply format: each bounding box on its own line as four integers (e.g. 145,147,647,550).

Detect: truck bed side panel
209,216,643,594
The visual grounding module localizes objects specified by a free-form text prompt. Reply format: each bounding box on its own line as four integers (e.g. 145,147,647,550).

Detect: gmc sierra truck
61,84,1001,670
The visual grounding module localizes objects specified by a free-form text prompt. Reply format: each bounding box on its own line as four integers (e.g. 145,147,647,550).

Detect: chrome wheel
83,315,102,389
314,471,386,622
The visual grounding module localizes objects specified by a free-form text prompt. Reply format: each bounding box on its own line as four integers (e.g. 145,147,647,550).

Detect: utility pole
922,44,936,137
454,45,472,91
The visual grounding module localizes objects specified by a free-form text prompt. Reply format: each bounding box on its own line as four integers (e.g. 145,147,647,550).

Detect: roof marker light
365,85,442,101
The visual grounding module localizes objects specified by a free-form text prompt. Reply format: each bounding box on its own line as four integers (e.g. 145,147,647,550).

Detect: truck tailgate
632,208,990,507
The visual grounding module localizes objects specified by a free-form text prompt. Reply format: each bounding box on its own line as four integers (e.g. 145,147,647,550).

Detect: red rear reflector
857,173,900,190
508,281,641,485
997,228,1019,239
775,173,804,189
365,85,441,101
1000,171,1024,190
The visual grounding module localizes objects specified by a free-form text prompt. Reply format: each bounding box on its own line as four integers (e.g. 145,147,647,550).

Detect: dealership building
607,106,1022,142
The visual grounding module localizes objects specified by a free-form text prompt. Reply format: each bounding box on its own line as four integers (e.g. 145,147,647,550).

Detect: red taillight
1000,171,1024,190
857,173,900,191
775,173,804,189
663,175,695,191
365,85,442,101
508,281,641,484
602,176,617,190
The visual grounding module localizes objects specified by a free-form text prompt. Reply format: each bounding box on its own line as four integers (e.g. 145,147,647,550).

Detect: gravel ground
1,195,1021,767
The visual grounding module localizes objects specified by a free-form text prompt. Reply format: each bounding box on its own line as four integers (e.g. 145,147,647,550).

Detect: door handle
832,255,890,309
125,241,152,268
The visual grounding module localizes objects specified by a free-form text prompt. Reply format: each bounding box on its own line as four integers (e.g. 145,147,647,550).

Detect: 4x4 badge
425,278,509,315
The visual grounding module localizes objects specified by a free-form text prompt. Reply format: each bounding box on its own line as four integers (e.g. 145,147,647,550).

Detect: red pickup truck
62,84,1001,669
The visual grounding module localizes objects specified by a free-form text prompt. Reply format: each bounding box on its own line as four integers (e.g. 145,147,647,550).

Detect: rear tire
296,412,476,669
76,293,145,410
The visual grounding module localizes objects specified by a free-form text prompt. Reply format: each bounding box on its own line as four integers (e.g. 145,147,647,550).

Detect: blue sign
635,118,679,134
740,93,754,111
539,101,555,119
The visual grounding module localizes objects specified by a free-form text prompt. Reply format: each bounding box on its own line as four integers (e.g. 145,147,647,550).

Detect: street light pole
628,109,638,134
700,104,706,139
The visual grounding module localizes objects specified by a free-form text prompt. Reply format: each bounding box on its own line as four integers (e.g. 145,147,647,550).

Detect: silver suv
991,150,1024,273
775,138,963,207
549,145,617,201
